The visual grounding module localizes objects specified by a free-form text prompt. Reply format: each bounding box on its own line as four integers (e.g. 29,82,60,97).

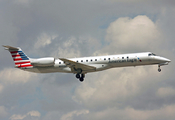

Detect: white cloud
63,37,76,48
50,35,101,58
61,109,89,120
10,111,40,120
156,87,175,98
90,104,175,120
73,65,161,108
34,33,58,49
103,15,161,54
54,47,81,58
52,36,81,58
0,68,36,84
10,114,26,120
27,111,41,117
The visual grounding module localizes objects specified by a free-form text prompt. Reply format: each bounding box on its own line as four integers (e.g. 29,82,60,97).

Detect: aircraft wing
59,58,96,73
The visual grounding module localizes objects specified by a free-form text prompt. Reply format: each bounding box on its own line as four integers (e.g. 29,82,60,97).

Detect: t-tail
3,45,33,68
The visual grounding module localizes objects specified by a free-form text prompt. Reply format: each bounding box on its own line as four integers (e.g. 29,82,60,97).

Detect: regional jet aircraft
3,45,171,82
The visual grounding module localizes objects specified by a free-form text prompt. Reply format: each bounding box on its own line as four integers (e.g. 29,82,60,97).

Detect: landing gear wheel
81,74,85,79
158,65,161,72
79,77,84,82
158,68,161,72
79,74,85,82
76,74,80,78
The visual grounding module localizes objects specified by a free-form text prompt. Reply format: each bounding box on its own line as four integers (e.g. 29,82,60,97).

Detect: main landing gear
76,73,85,82
158,65,161,72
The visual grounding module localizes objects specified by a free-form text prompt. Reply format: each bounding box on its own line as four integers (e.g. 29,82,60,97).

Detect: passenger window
104,58,106,60
76,60,78,62
91,59,93,62
86,60,88,62
81,60,83,62
59,62,61,64
127,56,129,59
108,58,110,60
122,57,124,59
95,59,97,61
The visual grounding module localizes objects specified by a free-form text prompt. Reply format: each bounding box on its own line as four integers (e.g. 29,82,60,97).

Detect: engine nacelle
31,57,55,67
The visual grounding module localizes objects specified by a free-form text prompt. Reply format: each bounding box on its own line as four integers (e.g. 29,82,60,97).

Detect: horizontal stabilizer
3,45,19,50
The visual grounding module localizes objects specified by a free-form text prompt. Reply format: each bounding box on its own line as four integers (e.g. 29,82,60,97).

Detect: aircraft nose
167,58,171,62
161,57,171,63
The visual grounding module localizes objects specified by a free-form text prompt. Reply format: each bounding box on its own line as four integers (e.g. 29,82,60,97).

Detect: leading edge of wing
59,58,96,71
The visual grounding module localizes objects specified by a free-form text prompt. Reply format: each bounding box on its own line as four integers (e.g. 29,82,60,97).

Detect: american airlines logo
108,58,138,63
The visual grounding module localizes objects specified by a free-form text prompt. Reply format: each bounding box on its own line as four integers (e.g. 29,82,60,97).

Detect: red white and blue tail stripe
3,45,33,68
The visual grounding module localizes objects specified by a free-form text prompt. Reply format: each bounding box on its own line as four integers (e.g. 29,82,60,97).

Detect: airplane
3,45,171,82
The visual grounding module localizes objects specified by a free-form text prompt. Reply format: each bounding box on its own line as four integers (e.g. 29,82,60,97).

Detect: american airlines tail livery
3,45,171,82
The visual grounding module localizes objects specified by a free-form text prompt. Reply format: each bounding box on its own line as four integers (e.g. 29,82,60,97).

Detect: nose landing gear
158,65,161,72
158,68,161,72
76,73,85,82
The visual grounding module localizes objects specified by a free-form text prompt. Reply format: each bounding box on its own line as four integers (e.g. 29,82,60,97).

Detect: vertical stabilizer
3,45,33,68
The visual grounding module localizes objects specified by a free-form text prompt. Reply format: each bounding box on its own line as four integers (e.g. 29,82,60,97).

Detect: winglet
3,45,19,50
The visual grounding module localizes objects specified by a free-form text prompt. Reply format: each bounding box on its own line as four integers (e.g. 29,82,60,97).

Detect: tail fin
3,45,33,68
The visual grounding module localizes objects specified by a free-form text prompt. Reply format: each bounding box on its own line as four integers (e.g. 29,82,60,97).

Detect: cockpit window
152,53,156,56
148,53,156,56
